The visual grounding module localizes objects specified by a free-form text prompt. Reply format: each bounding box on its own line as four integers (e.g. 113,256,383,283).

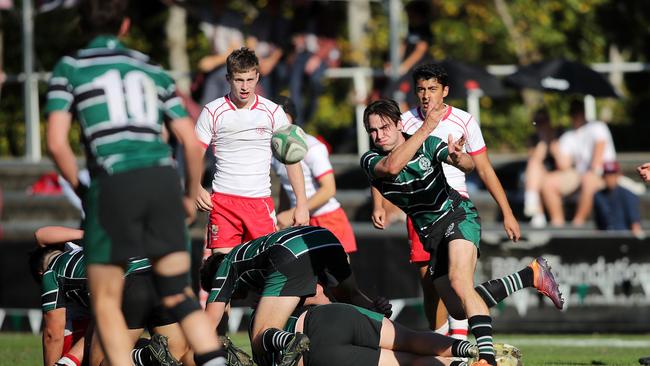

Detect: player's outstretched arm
286,163,310,226
330,273,393,318
370,187,387,230
205,302,227,334
35,226,84,247
471,151,521,242
47,111,80,190
446,134,474,174
43,308,66,366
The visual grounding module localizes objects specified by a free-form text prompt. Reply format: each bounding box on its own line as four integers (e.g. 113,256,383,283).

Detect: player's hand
637,163,650,183
183,196,197,225
196,186,213,212
503,213,521,242
371,207,387,230
292,204,309,226
422,103,446,131
370,297,393,318
276,209,293,229
448,133,466,164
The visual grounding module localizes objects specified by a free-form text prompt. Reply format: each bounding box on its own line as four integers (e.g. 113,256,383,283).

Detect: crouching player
29,226,187,366
200,225,392,366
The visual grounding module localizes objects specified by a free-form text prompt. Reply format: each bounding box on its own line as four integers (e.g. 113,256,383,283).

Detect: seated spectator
523,108,561,227
594,162,644,237
541,100,616,227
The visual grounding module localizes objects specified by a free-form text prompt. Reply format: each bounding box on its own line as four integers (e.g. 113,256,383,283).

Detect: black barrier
3,225,650,333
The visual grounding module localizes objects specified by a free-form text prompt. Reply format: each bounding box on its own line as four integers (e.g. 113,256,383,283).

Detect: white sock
434,320,449,335
448,316,469,340
524,190,541,216
55,356,79,366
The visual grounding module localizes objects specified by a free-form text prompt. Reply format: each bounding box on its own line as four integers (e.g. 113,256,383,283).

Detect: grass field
2,332,648,365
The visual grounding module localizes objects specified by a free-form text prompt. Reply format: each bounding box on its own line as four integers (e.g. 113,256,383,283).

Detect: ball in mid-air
271,124,308,164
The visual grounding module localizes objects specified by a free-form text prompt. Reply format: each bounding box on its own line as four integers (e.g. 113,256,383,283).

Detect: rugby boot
146,334,182,366
219,335,254,366
278,333,310,366
530,256,564,309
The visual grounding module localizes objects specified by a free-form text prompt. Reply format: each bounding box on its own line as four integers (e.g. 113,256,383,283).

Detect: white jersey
196,94,290,197
400,106,486,198
558,120,616,174
271,134,340,216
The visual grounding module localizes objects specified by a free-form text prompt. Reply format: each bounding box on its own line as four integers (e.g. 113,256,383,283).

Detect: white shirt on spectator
558,120,616,174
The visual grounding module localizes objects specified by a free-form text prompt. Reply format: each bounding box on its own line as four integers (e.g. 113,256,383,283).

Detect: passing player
371,63,521,339
272,96,357,254
200,226,391,366
361,99,562,365
195,48,309,255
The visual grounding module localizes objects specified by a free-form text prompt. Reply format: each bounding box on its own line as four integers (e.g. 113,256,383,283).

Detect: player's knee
153,273,201,322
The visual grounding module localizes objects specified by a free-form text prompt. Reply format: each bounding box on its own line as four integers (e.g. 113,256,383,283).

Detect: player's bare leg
152,251,224,363
87,264,131,365
153,323,189,361
541,171,566,226
250,296,302,356
418,263,449,332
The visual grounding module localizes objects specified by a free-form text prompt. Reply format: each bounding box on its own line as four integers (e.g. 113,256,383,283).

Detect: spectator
384,1,433,111
523,108,561,227
541,100,616,227
197,3,244,106
288,2,340,123
246,0,290,100
594,162,644,237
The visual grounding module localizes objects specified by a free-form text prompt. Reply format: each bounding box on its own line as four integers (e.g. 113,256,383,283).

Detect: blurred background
1,0,650,335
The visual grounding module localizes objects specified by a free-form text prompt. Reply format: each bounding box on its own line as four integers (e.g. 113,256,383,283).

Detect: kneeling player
200,225,391,366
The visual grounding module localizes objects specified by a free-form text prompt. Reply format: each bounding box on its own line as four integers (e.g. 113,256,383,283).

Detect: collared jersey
41,243,150,313
196,94,290,197
400,106,486,198
206,226,345,303
45,35,188,176
271,134,340,216
361,134,462,236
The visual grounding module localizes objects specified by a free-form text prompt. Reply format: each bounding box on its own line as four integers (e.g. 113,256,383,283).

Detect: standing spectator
246,0,290,100
523,108,561,227
45,1,225,364
197,3,244,106
384,1,433,111
288,2,340,124
272,96,357,254
194,48,309,256
594,162,644,237
541,100,616,227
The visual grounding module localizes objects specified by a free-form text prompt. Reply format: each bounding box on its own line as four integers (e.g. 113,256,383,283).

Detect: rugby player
361,99,563,365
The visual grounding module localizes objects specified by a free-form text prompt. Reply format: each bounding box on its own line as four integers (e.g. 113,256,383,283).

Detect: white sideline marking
497,338,650,348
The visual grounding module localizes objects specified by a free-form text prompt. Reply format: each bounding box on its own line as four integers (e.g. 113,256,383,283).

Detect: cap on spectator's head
569,99,584,117
603,161,620,175
533,107,550,125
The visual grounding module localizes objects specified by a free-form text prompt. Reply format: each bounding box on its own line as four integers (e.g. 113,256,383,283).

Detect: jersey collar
225,93,259,110
86,35,126,50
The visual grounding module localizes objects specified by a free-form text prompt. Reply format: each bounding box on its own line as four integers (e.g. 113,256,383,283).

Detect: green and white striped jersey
361,134,462,236
45,35,188,176
41,243,150,313
207,226,345,303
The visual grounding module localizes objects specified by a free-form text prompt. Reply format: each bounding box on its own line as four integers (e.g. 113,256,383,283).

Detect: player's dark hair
276,96,297,122
363,99,402,130
199,252,228,293
28,246,63,284
533,107,550,125
412,63,449,88
226,48,260,76
569,99,584,117
79,0,128,35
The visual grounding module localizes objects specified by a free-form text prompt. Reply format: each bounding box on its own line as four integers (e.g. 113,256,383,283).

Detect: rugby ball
271,125,308,164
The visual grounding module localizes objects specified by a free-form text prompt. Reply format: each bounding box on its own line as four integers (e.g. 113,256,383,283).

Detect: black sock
131,343,155,366
450,361,466,366
468,315,496,365
261,328,295,352
475,267,534,307
451,339,473,357
194,349,228,366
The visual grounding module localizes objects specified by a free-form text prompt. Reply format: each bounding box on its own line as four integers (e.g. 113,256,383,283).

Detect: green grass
2,332,648,365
